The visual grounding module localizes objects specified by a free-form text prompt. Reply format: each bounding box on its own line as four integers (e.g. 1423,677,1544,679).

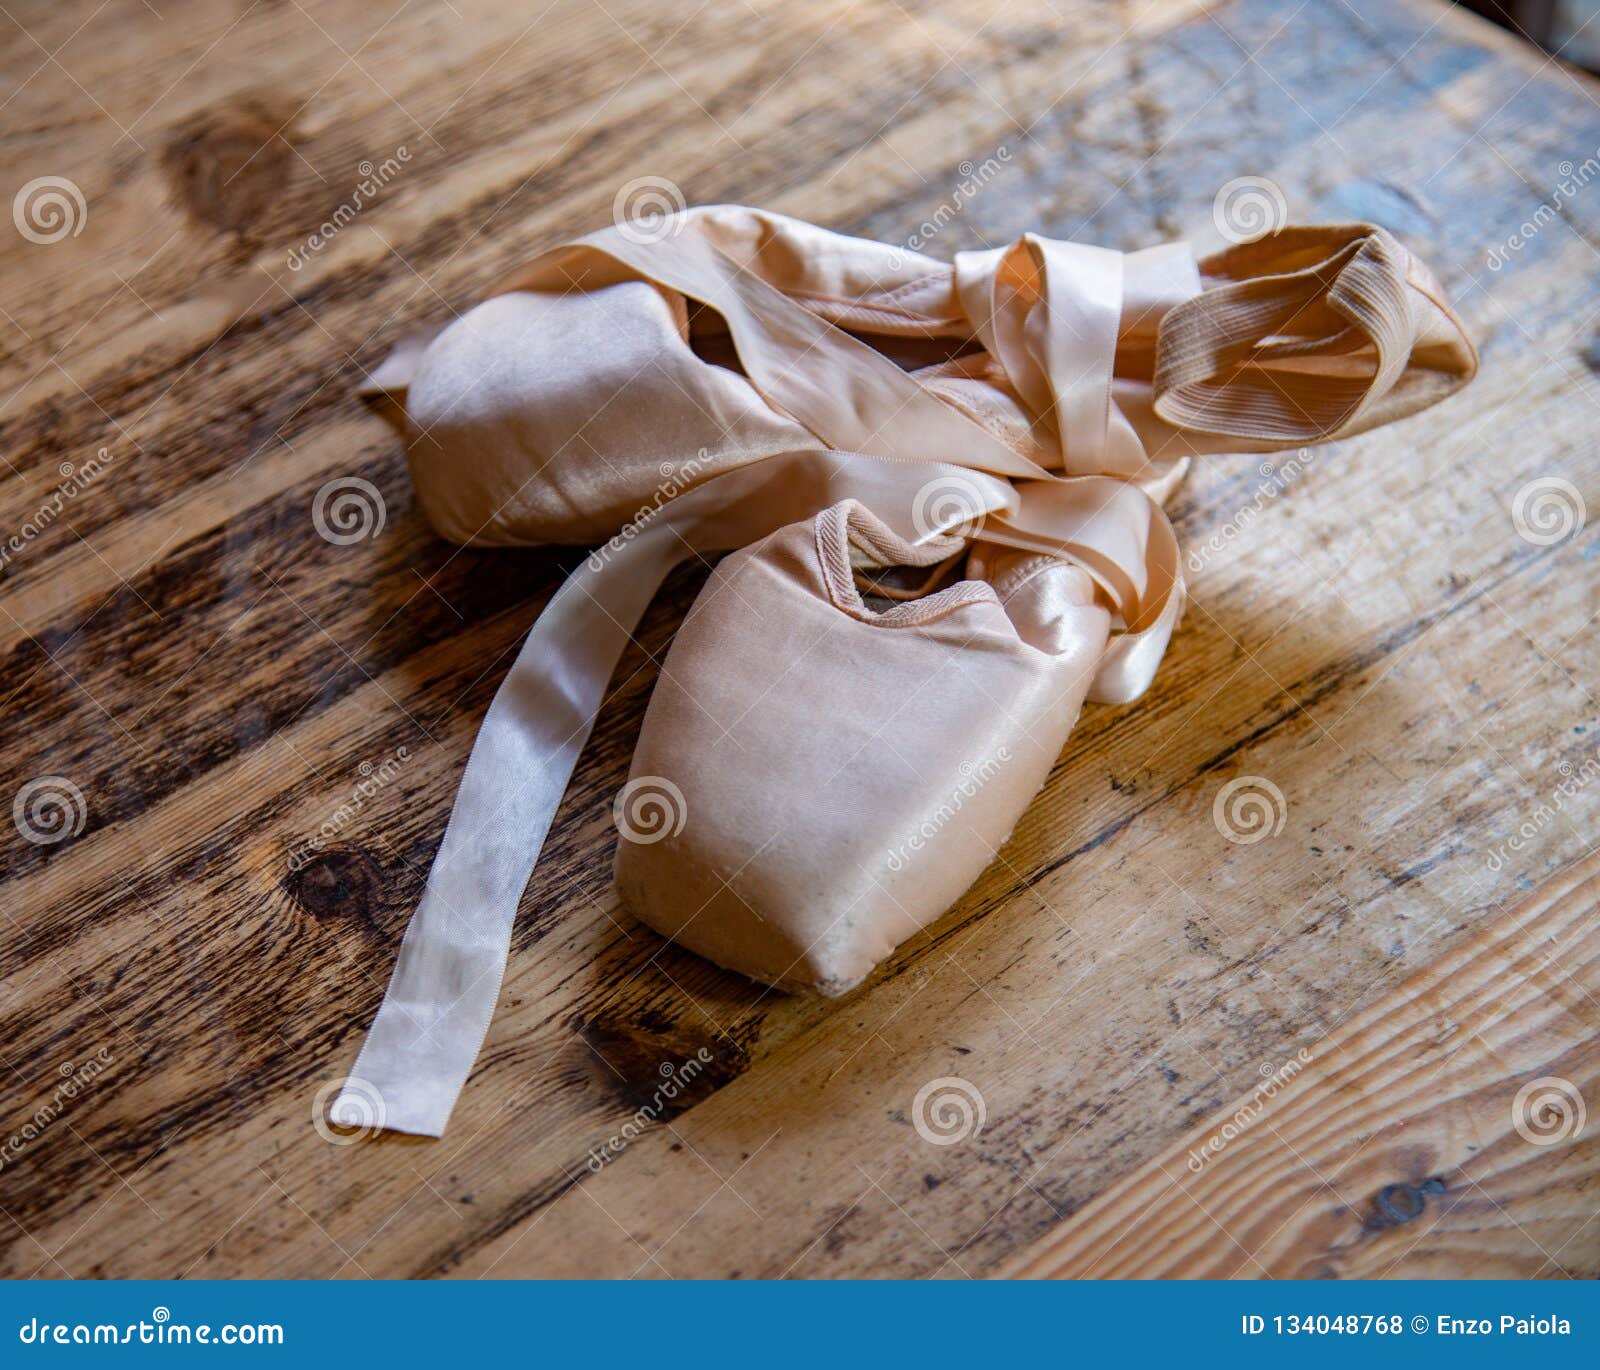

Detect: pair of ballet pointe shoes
333,204,1476,1135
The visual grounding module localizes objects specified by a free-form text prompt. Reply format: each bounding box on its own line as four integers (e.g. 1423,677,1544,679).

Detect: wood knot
164,96,299,235
574,1008,750,1119
286,845,382,925
1367,1176,1445,1229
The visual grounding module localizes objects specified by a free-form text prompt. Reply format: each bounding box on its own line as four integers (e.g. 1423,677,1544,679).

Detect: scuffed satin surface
336,204,1476,1135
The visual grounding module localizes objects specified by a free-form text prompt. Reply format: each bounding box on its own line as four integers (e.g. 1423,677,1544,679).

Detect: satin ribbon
334,217,1200,1136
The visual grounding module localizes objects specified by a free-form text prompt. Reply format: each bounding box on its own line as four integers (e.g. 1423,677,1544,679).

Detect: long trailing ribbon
333,207,1469,1136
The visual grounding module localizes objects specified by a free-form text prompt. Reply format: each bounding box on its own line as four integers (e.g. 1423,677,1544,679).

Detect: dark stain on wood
574,1010,751,1117
1366,1176,1446,1230
163,95,301,236
286,846,384,928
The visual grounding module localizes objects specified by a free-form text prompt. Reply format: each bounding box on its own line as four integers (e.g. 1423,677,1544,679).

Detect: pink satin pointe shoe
615,500,1112,996
381,209,1477,551
401,277,811,547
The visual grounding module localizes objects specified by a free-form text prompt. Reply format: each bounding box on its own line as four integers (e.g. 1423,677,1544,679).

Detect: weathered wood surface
0,0,1596,1279
1006,848,1600,1278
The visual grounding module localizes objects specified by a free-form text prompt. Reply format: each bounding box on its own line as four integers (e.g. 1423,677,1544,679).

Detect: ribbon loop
1154,226,1420,444
954,236,1126,470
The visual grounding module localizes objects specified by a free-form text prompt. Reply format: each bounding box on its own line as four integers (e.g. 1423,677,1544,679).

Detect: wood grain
1006,848,1600,1278
0,0,1596,1279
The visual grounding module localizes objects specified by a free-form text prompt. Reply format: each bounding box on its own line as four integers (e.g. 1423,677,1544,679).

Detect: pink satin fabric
618,501,1111,995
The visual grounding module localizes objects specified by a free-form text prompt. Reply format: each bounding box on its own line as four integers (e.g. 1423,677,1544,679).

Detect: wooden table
2,0,1596,1280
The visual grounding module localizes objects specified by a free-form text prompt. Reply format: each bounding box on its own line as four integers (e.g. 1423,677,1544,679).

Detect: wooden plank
0,0,1596,1280
1006,849,1600,1278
